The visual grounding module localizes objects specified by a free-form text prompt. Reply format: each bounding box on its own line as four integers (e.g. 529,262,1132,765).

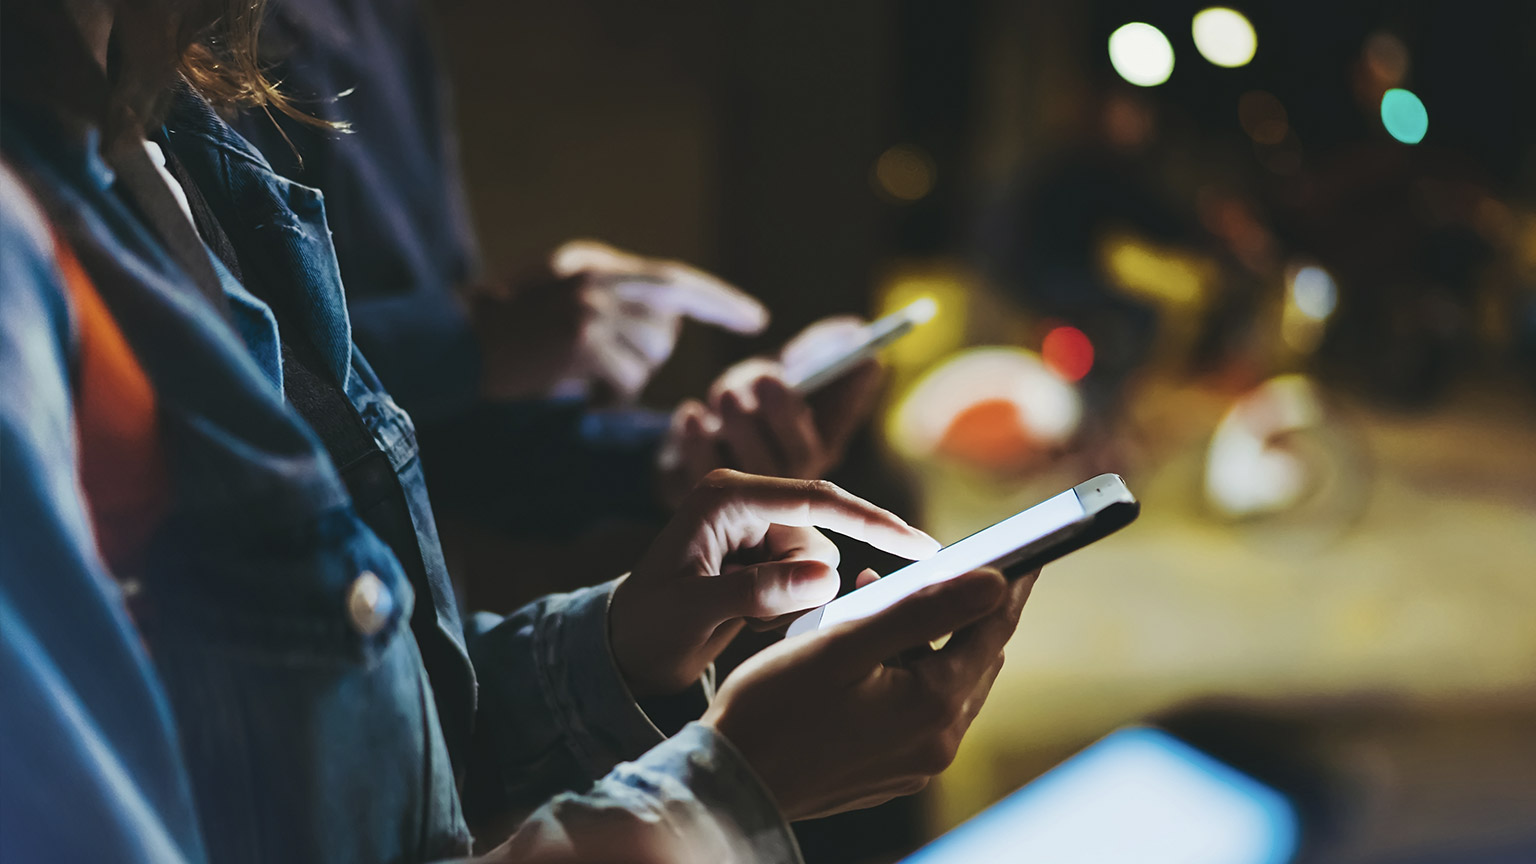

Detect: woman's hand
705,566,1038,821
473,239,767,403
609,470,938,698
656,316,884,506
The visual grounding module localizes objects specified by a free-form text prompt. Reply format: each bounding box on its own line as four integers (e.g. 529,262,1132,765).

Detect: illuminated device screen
901,727,1299,864
819,490,1086,630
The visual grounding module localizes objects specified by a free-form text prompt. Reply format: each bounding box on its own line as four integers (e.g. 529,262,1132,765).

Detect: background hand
472,239,767,402
656,316,885,504
609,470,939,697
703,567,1038,822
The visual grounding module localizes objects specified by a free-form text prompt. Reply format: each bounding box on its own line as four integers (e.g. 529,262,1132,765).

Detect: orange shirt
54,233,171,579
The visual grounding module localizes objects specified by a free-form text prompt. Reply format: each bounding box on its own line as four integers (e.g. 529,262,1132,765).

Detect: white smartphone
785,297,937,394
786,474,1139,637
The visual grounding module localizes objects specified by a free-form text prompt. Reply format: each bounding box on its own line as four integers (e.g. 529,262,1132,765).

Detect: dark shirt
233,0,670,535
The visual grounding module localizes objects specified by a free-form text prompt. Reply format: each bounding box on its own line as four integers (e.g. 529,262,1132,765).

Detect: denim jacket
231,0,675,542
0,90,797,862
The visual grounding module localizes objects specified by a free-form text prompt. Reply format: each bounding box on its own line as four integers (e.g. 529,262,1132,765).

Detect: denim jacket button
347,570,394,636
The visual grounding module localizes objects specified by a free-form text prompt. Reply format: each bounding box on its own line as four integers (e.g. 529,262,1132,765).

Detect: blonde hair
178,1,343,132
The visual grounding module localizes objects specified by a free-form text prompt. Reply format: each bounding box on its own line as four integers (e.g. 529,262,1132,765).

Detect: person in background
0,2,1035,862
234,0,885,540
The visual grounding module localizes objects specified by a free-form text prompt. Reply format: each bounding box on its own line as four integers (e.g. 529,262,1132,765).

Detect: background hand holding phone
658,316,885,505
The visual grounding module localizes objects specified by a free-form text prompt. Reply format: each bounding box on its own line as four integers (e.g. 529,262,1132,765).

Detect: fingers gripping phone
786,474,1139,637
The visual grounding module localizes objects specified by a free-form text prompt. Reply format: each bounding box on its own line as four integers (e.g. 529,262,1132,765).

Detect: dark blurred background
434,1,1536,861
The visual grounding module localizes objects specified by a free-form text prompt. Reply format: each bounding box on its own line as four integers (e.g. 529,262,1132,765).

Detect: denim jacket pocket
141,515,472,863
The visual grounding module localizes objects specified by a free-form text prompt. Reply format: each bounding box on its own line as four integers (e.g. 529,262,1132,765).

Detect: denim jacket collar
162,88,354,389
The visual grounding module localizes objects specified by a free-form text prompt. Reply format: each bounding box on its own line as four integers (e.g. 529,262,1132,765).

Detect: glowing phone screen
902,727,1299,864
818,490,1086,630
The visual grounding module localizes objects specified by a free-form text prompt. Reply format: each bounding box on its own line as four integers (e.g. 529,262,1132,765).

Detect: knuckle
692,470,743,509
802,478,838,499
916,737,958,775
700,467,741,488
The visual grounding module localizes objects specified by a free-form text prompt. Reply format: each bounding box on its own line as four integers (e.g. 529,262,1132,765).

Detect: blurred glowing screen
1192,7,1257,68
1380,88,1428,144
1108,23,1175,87
903,727,1298,864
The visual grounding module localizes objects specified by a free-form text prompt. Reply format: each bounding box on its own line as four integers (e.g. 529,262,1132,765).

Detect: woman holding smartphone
0,2,1034,861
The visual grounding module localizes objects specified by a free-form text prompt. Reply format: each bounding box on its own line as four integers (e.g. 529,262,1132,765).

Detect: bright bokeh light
1205,375,1323,518
1192,7,1257,68
1281,262,1337,353
1380,88,1428,144
888,347,1081,473
875,268,970,376
1108,23,1175,87
1102,233,1212,307
1289,265,1337,320
1042,326,1094,381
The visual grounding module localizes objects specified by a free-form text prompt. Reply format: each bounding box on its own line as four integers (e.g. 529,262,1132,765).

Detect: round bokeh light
1192,7,1257,68
1380,88,1428,144
1108,23,1175,87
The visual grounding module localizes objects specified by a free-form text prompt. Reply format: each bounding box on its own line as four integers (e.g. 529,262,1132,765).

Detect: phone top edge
788,318,915,393
1072,473,1136,513
788,299,931,393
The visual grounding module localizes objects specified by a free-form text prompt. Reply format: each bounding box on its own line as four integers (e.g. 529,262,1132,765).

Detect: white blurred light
907,295,939,325
1108,23,1175,87
1204,375,1324,518
1192,7,1257,68
1289,265,1337,320
888,347,1082,464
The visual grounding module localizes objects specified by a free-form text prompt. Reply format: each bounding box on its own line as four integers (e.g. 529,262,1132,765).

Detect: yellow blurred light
1108,23,1175,87
1192,7,1257,68
875,267,970,377
1101,234,1211,308
873,145,936,202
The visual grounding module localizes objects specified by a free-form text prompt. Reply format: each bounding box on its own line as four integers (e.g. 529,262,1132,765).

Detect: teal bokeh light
1380,88,1428,144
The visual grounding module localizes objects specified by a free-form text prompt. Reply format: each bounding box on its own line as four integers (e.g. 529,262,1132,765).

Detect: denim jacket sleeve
0,166,207,864
493,723,801,863
466,579,801,862
468,579,684,809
